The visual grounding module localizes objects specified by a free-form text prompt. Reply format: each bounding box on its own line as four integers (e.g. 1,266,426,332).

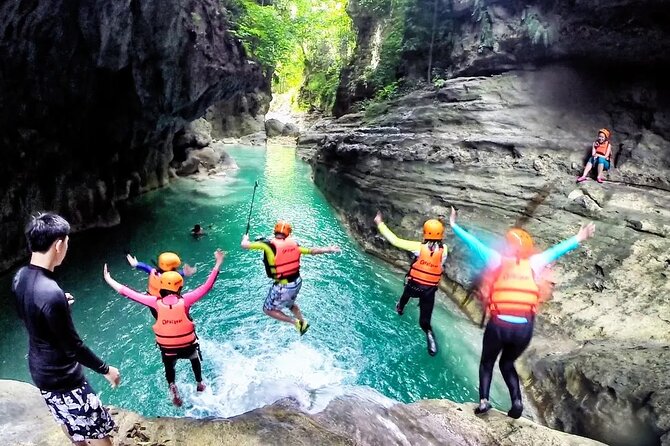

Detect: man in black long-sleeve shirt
12,213,120,446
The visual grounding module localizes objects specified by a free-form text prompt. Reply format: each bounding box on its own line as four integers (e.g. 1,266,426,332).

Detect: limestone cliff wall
334,0,670,116
299,65,670,445
0,0,266,270
309,1,670,443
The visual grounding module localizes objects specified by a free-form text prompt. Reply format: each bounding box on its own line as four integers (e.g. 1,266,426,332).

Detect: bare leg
596,162,604,180
264,308,295,324
580,161,593,178
289,304,304,322
86,438,113,446
59,425,112,446
60,425,86,446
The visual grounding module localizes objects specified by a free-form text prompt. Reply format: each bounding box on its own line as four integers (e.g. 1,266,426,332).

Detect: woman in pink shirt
103,249,224,407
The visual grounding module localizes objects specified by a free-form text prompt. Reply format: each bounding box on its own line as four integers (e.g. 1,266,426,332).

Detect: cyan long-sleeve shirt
451,223,580,323
450,223,580,276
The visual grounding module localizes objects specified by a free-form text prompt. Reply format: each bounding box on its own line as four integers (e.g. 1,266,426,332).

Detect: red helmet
274,220,292,237
598,128,611,139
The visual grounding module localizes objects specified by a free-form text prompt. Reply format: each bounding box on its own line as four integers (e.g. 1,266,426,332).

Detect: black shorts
160,343,201,360
40,381,115,441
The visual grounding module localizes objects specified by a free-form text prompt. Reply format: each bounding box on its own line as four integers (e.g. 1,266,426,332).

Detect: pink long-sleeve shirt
118,266,219,310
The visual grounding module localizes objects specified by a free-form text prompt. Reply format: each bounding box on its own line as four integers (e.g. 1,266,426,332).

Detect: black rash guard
11,265,109,392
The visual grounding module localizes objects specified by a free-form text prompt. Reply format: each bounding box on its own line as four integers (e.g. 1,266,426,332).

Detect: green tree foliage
358,0,455,99
233,0,295,69
223,0,354,113
402,0,453,81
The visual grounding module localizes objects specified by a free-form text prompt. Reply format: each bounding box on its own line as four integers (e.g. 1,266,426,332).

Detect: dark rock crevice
0,0,267,270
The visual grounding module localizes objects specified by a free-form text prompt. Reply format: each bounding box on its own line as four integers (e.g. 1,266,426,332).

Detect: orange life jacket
152,298,196,350
147,270,161,297
594,140,610,157
489,258,540,316
270,238,301,281
408,244,444,286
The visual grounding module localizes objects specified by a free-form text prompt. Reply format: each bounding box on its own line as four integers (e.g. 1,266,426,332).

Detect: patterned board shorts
263,277,303,311
40,382,115,442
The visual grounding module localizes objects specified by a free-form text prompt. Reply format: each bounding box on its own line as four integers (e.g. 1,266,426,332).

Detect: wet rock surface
0,380,605,446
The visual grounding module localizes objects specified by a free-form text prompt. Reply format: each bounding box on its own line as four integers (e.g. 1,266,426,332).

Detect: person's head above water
192,224,203,233
274,220,292,239
597,128,610,143
159,271,184,297
157,252,181,272
423,219,444,241
504,227,534,258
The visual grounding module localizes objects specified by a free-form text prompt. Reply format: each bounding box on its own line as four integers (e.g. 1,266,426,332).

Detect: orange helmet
423,219,444,241
274,220,292,237
160,271,184,293
157,252,181,271
505,228,534,258
598,128,611,139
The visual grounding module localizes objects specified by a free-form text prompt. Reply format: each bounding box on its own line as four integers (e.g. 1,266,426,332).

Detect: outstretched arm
240,234,252,249
374,212,422,253
301,246,340,255
531,222,595,272
449,207,501,268
103,264,157,308
126,253,153,274
183,249,225,307
241,234,275,256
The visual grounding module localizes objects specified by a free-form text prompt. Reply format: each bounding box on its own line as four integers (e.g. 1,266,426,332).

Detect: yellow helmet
158,252,181,271
423,219,444,241
274,220,292,237
159,271,184,293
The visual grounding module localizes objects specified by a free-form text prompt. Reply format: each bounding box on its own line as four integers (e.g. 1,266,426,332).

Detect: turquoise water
0,145,507,417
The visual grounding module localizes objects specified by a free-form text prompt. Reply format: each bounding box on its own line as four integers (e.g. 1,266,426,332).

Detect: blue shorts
590,156,610,170
41,382,115,441
263,278,303,311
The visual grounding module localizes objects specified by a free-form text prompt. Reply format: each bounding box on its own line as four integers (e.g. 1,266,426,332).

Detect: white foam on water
180,338,367,418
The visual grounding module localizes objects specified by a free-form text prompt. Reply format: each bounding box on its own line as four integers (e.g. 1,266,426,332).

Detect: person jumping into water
126,251,196,297
374,212,447,356
12,213,120,445
449,206,595,418
241,220,339,335
103,249,224,407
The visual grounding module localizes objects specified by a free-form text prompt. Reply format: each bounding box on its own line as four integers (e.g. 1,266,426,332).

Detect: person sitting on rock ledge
577,128,612,184
374,211,448,357
449,207,595,419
